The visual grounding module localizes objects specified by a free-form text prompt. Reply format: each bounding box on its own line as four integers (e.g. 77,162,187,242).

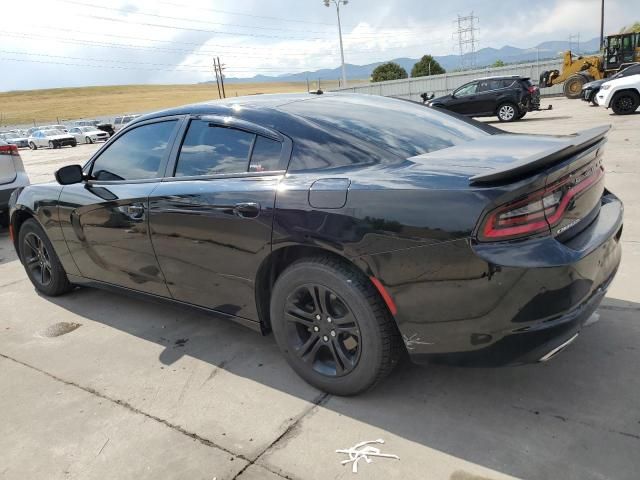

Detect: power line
59,0,447,40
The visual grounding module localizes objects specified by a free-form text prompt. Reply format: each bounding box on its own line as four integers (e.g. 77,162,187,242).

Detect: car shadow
40,283,640,480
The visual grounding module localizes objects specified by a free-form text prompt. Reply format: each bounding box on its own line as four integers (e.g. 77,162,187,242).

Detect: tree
411,55,446,77
371,62,408,82
621,22,640,33
492,59,506,67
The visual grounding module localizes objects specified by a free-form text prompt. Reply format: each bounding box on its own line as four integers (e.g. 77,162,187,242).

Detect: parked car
596,73,640,114
582,63,640,105
0,139,29,227
28,129,77,150
68,126,109,144
426,76,542,122
114,114,140,131
8,93,622,395
73,120,115,137
0,132,29,148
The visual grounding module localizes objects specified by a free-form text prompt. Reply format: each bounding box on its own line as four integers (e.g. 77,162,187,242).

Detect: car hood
428,94,453,105
583,79,607,90
46,134,74,140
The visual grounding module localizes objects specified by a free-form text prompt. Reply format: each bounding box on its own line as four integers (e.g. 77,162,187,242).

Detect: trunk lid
407,126,609,241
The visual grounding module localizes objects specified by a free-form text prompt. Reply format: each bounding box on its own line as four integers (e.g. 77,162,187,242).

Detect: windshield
42,129,64,136
80,126,94,132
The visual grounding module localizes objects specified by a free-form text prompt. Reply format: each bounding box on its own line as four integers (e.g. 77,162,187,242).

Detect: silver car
0,132,29,149
0,140,30,226
28,129,77,150
68,126,109,144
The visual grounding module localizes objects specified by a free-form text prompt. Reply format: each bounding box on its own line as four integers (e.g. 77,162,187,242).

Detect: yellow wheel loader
539,33,640,99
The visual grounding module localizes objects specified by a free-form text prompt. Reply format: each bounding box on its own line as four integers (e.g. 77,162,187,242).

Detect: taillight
0,144,19,156
479,164,604,241
527,86,538,94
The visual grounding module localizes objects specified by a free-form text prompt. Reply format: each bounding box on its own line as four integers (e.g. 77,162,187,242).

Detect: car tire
85,136,93,144
564,74,586,99
497,102,518,122
270,255,402,396
71,141,77,147
48,141,54,149
611,90,640,115
29,142,37,150
0,212,8,229
18,219,73,297
517,110,527,120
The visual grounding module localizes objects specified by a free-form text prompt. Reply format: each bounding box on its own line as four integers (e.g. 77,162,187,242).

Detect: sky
1,0,638,91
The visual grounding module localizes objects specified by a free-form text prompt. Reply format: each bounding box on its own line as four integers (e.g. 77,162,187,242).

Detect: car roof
473,75,527,81
130,92,354,127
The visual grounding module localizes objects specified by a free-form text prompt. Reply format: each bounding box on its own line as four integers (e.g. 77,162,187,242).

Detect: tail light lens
0,144,19,156
479,164,604,241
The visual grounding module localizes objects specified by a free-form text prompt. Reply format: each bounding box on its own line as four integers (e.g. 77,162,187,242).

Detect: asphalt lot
1,97,639,480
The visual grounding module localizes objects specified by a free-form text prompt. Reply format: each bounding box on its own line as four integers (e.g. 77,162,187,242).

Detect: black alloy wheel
611,91,640,115
23,232,54,288
18,219,72,296
270,256,402,396
284,284,361,377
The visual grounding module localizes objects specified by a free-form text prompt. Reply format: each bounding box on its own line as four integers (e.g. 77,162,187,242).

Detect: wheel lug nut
322,335,329,342
330,330,336,337
327,317,332,323
315,314,321,320
313,326,319,332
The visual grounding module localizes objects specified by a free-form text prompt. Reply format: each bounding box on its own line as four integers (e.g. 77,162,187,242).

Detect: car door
475,79,503,114
447,82,479,114
69,128,81,142
148,116,291,321
57,116,183,296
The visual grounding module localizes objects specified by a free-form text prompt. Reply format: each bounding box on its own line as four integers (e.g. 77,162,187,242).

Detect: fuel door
308,178,350,209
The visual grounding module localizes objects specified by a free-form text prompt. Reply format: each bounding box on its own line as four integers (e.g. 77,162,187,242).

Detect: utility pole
600,0,605,50
324,0,348,87
454,12,479,70
217,56,226,99
213,57,221,99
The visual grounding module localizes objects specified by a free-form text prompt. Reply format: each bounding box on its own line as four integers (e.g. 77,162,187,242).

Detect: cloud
1,0,638,91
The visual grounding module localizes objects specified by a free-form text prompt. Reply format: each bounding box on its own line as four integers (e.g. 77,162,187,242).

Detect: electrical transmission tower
454,12,479,70
568,33,580,54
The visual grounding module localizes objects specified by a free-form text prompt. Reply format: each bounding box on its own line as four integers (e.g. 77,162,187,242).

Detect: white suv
596,74,640,114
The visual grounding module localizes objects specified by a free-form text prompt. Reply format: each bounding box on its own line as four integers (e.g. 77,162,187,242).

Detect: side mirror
55,164,84,185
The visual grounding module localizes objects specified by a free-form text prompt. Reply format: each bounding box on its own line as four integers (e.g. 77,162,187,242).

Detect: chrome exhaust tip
539,333,579,362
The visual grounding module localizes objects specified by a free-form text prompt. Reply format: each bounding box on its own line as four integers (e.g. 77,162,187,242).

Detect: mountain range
219,37,600,84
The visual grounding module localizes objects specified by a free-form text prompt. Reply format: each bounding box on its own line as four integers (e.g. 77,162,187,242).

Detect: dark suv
424,76,541,122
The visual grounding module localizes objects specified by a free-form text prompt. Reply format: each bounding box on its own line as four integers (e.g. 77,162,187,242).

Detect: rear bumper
366,193,623,366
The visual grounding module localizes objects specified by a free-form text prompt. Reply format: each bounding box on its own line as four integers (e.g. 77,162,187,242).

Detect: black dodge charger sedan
8,93,623,395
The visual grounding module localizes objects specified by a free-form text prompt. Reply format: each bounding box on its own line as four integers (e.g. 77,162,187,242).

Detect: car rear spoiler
469,125,611,185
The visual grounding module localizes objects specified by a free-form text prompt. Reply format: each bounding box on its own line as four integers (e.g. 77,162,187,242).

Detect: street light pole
600,0,605,50
325,0,348,87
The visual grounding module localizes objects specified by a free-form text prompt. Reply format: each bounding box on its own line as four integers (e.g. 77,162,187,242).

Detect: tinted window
478,80,503,92
176,121,254,176
282,95,487,159
455,83,478,97
621,64,640,77
249,136,282,172
91,120,176,181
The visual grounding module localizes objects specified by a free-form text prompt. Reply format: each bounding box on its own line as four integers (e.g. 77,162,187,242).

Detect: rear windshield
280,94,488,157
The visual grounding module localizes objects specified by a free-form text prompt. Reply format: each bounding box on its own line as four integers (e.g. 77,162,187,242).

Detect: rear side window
249,136,282,172
282,95,488,160
176,120,284,176
91,120,176,181
621,64,640,77
176,121,254,176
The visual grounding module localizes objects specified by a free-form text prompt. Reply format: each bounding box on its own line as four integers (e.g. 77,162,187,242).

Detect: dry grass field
0,81,343,126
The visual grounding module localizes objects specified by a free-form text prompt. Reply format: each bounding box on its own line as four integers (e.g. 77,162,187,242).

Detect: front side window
91,120,176,181
175,121,255,176
455,83,478,97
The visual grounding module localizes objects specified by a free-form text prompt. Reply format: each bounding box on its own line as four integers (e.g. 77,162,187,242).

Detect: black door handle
233,202,260,218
